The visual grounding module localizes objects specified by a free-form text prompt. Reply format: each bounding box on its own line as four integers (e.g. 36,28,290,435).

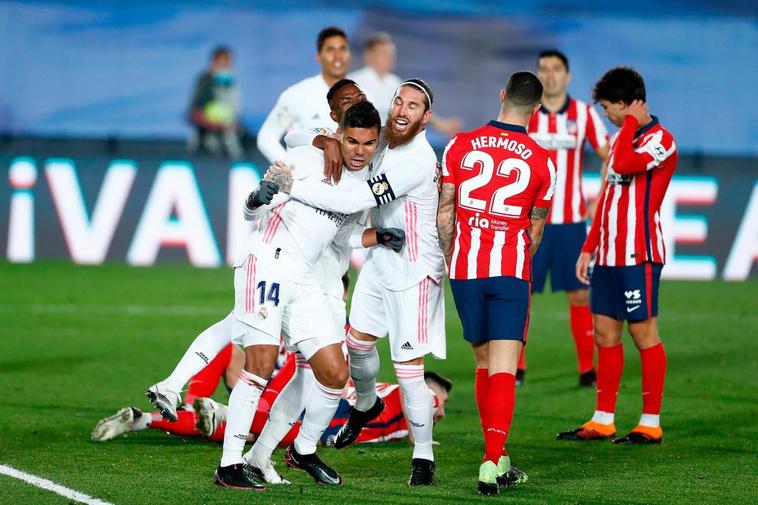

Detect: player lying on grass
94,351,452,485
557,67,676,445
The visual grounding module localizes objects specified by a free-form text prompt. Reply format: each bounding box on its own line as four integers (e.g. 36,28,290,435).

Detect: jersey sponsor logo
400,341,414,350
529,132,577,150
368,173,396,205
314,207,347,227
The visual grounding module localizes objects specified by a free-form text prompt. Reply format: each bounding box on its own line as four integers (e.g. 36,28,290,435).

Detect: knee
568,289,590,306
244,355,275,379
317,361,349,389
629,327,660,350
594,327,619,348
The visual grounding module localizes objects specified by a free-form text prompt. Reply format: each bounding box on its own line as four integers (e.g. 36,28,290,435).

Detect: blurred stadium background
0,1,756,504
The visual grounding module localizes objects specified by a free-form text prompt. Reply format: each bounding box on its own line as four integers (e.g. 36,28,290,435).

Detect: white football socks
346,332,379,412
395,363,435,461
638,413,660,428
591,410,615,425
245,355,314,464
293,379,344,455
160,313,234,394
220,369,267,467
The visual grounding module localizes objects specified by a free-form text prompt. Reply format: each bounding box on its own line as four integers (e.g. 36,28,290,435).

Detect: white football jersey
257,74,337,163
237,145,369,279
289,130,445,290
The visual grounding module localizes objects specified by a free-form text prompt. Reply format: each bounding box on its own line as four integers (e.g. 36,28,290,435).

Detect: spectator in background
349,32,462,135
187,46,244,159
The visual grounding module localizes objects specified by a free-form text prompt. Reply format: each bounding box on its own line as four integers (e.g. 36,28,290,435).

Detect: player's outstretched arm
528,206,549,256
436,182,456,267
272,161,428,215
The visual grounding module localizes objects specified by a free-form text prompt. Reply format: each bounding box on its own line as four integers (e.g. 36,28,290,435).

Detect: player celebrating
557,67,676,445
215,101,404,490
265,79,446,486
257,26,351,163
438,71,555,495
525,50,609,387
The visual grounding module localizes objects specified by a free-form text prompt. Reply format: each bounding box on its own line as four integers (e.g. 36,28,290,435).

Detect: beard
384,113,425,148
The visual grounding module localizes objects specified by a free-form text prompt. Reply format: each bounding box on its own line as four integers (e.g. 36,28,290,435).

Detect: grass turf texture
0,261,756,505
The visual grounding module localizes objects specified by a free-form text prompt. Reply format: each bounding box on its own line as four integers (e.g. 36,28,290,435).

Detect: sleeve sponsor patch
367,173,396,205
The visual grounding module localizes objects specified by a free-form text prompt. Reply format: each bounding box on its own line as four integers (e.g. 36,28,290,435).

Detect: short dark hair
364,32,393,51
505,71,543,109
211,45,231,61
592,66,646,104
400,78,433,111
538,49,569,71
317,26,348,52
424,371,453,393
327,78,359,109
339,100,381,132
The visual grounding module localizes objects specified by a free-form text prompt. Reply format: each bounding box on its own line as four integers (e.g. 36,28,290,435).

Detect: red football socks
149,410,201,436
596,344,624,413
639,343,667,415
570,304,595,373
483,372,516,465
184,344,234,405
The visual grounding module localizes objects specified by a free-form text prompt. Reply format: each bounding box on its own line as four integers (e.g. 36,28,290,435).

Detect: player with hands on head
559,67,677,446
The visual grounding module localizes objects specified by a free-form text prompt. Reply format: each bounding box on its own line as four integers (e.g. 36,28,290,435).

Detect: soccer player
349,32,461,134
438,71,556,495
216,101,405,490
257,26,351,163
525,50,609,387
266,79,447,486
557,67,676,445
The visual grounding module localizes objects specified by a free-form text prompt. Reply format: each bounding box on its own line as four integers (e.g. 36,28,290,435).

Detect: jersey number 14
458,151,531,217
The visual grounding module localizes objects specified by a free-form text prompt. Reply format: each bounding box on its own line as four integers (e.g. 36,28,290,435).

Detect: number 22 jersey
442,121,556,281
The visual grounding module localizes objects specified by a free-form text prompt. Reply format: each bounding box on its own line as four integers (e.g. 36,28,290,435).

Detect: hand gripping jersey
582,116,677,266
236,145,369,278
528,96,608,224
442,121,556,281
289,130,446,291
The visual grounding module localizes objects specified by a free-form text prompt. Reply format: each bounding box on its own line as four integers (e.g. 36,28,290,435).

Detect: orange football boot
556,420,616,441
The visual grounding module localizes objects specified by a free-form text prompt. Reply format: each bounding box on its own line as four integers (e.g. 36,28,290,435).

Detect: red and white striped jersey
583,116,677,266
442,121,556,281
528,97,608,224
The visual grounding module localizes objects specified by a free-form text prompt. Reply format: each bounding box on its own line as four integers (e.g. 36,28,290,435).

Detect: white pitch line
0,464,114,505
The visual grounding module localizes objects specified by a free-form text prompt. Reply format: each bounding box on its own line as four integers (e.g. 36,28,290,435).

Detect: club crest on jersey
257,306,269,320
368,173,396,205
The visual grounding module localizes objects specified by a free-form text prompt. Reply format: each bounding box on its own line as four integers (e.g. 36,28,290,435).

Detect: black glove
246,181,279,209
376,227,405,253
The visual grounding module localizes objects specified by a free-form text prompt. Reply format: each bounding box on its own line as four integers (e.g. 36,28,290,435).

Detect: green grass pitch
0,261,756,504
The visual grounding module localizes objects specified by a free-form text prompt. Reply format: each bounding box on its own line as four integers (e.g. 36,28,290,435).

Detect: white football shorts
349,259,446,362
232,251,343,360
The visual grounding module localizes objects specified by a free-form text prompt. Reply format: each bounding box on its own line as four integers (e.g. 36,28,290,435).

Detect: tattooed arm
528,206,549,256
264,161,294,194
437,182,457,268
